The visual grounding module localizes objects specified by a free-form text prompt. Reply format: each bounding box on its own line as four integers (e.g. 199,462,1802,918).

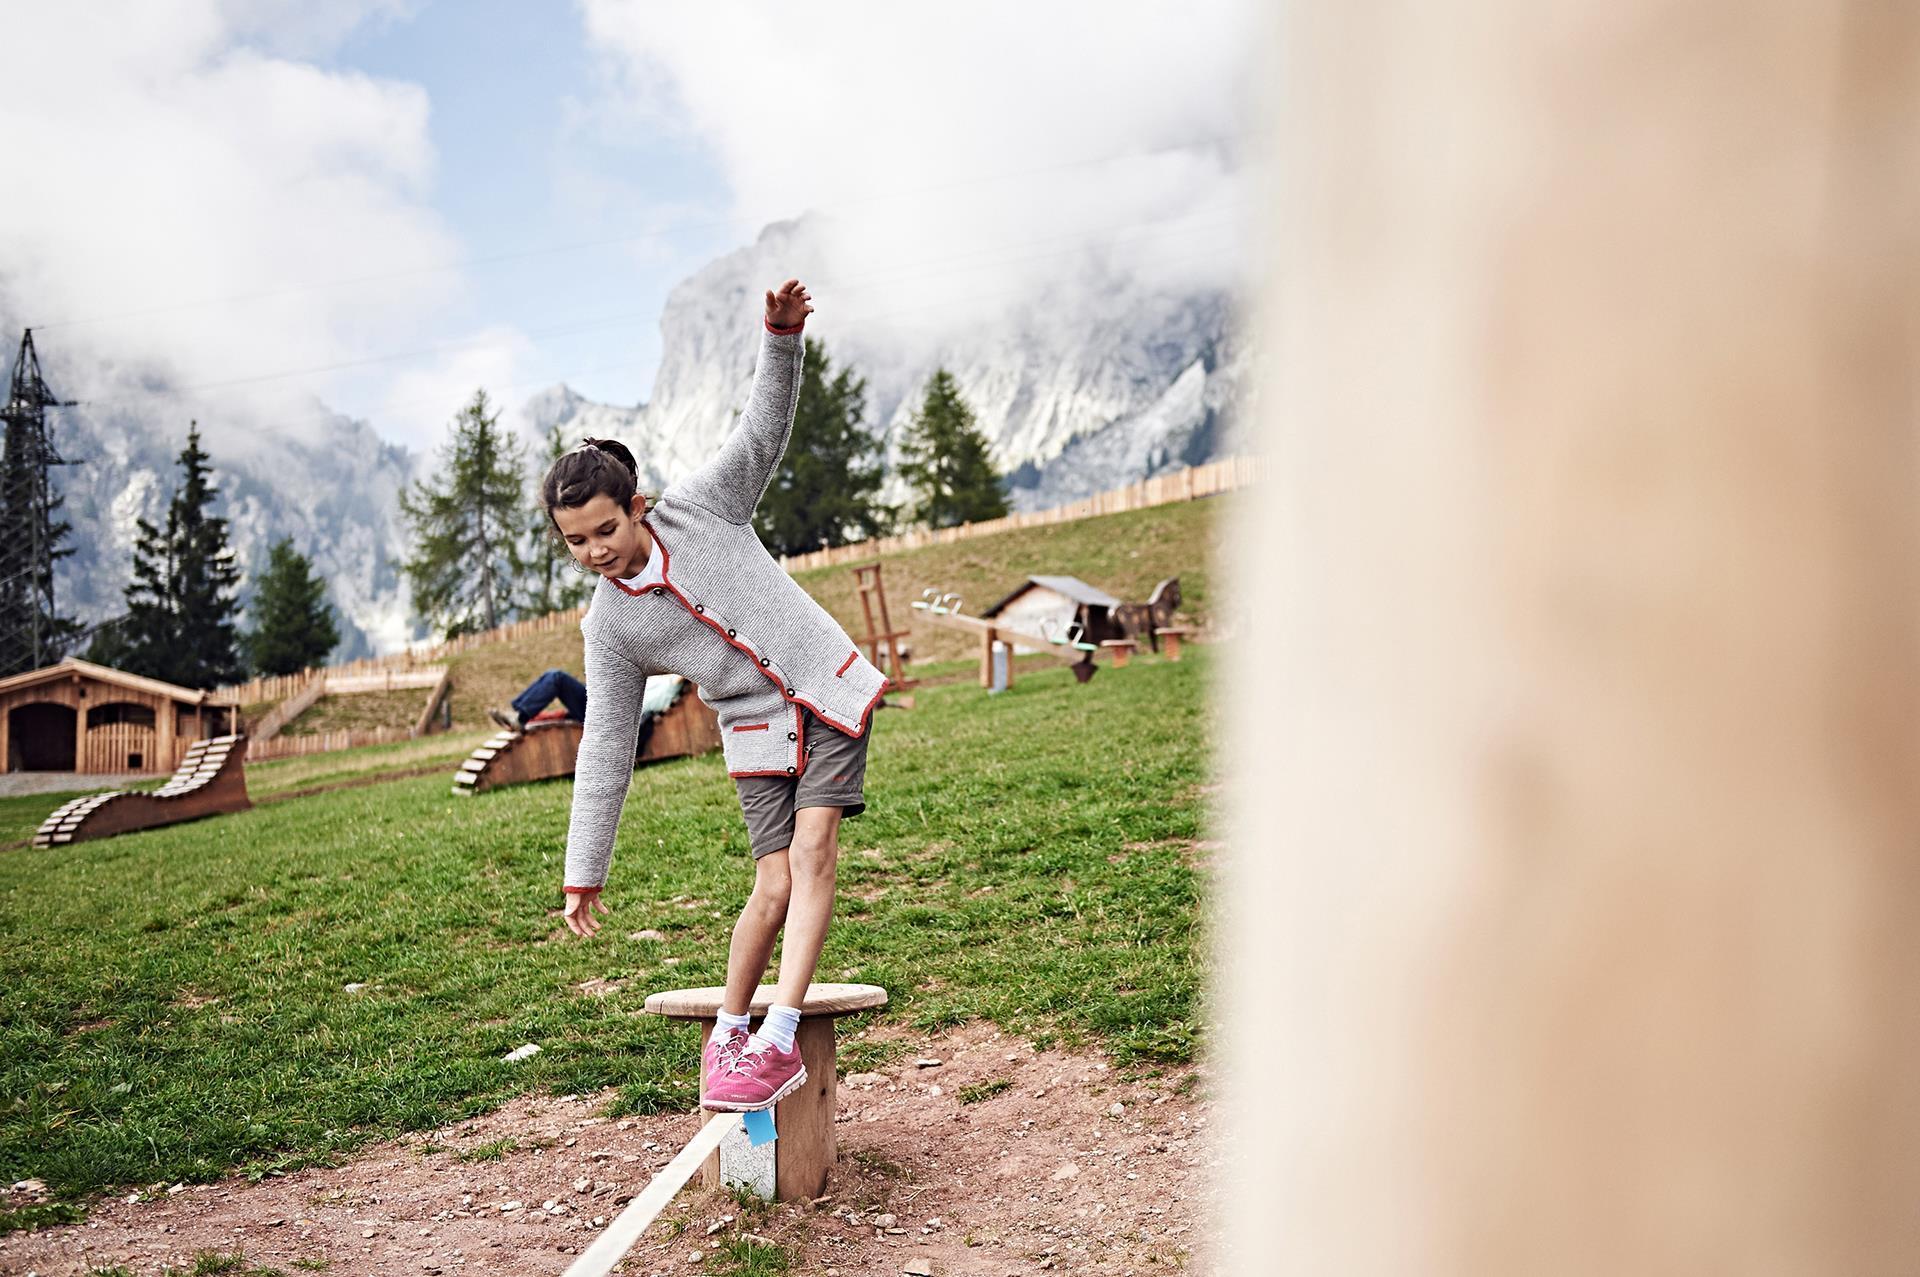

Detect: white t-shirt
617,537,663,591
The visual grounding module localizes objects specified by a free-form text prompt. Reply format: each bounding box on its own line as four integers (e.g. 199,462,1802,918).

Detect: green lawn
0,646,1217,1223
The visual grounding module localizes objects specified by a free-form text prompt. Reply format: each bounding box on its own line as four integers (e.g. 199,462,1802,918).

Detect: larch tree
399,389,529,639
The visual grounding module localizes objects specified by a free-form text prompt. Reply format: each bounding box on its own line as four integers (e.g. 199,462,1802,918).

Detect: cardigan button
783,687,794,697
785,765,796,775
726,628,736,637
787,731,798,741
694,603,705,613
651,587,664,597
759,657,770,667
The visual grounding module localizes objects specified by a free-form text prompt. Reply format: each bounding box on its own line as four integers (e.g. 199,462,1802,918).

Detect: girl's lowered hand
564,888,611,938
765,278,813,329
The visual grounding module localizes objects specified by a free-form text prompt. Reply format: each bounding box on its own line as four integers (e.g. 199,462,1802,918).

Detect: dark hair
541,437,640,524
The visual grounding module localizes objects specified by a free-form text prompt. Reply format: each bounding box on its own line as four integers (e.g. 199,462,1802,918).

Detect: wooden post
70,690,85,775
644,984,887,1202
1221,2,1920,1274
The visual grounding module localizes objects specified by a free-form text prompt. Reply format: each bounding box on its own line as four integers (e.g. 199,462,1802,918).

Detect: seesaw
911,588,1101,686
563,982,888,1277
31,733,251,847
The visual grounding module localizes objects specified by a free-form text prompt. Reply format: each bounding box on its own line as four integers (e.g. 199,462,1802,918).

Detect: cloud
577,0,1259,337
375,325,541,453
0,1,463,453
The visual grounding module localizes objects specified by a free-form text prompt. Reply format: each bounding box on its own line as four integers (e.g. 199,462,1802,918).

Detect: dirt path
1,1023,1214,1276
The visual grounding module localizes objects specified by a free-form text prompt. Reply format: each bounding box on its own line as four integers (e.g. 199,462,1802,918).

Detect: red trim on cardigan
764,318,806,335
563,886,597,894
624,517,881,742
834,649,857,677
732,722,769,732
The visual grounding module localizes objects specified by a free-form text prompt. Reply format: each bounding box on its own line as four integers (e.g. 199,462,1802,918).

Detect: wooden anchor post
642,982,889,1202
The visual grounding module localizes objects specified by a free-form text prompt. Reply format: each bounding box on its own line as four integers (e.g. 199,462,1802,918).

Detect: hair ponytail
541,436,643,525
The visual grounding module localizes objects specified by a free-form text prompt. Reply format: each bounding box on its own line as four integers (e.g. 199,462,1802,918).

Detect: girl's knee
751,857,793,909
789,832,839,880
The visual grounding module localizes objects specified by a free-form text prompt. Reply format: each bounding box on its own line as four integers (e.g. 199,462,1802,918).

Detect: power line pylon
0,329,81,675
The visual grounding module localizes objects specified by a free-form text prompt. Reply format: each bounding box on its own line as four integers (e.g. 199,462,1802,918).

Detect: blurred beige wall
1218,3,1920,1271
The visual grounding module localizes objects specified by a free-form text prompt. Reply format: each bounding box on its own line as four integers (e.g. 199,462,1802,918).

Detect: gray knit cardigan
562,322,890,891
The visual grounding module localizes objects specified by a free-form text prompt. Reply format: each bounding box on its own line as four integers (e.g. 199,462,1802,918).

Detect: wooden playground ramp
32,733,251,847
452,676,721,796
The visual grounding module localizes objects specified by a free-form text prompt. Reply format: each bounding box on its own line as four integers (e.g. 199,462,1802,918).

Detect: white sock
715,1009,751,1037
748,1004,801,1053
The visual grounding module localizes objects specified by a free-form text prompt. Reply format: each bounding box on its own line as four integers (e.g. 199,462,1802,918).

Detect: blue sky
324,0,737,413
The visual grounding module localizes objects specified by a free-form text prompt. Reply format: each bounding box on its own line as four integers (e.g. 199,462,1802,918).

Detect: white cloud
0,1,465,453
375,325,541,453
577,1,1258,336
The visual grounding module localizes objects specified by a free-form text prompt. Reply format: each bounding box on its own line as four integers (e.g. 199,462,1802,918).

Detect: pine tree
520,421,594,617
244,538,341,675
90,423,245,688
754,337,894,557
897,368,1010,529
399,389,528,638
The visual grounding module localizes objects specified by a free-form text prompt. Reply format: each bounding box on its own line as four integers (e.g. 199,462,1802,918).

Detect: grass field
0,644,1218,1228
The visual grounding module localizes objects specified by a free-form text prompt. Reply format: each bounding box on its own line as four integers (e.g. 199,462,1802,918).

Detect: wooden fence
246,726,415,763
326,669,448,694
776,455,1266,573
214,455,1263,701
247,677,325,744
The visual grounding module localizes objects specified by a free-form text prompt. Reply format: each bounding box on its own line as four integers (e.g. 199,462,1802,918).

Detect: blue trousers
512,669,587,722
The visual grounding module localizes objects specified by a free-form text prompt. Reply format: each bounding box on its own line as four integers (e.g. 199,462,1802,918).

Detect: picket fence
215,455,1262,704
246,726,415,762
776,454,1267,573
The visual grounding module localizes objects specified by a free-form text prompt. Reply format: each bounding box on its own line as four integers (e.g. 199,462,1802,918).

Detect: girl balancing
544,279,889,1112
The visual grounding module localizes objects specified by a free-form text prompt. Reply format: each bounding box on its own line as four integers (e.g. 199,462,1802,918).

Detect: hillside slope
318,489,1233,735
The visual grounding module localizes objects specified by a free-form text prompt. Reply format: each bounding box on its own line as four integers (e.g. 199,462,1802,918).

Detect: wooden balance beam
562,1110,743,1277
32,733,252,847
451,680,722,795
643,982,889,1202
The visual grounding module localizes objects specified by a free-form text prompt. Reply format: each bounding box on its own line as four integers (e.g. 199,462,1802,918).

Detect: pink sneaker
701,1026,750,1103
701,1037,808,1112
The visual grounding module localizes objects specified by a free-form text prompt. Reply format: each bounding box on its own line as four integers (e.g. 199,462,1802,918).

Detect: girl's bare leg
772,804,843,1009
722,851,793,1017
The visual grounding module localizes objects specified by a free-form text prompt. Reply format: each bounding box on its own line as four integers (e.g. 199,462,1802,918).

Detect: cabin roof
0,657,236,706
981,575,1124,617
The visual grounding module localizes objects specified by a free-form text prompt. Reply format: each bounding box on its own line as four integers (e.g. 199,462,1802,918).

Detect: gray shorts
733,704,872,858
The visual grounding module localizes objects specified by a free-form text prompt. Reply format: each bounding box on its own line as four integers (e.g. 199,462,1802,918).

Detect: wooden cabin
979,575,1128,654
0,658,240,775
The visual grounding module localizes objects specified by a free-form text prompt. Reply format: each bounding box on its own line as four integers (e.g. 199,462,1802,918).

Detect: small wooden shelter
980,575,1127,654
0,658,239,775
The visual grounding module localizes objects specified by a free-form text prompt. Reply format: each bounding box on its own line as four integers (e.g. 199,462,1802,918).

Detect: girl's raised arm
669,281,812,524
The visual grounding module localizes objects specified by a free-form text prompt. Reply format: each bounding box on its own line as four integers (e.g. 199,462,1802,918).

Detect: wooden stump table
1154,626,1194,661
1100,638,1139,668
642,982,888,1202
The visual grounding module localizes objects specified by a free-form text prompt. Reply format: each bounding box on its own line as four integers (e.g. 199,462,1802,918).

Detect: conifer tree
244,538,340,675
520,421,594,616
754,337,894,557
87,423,244,687
897,368,1010,529
399,389,528,638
